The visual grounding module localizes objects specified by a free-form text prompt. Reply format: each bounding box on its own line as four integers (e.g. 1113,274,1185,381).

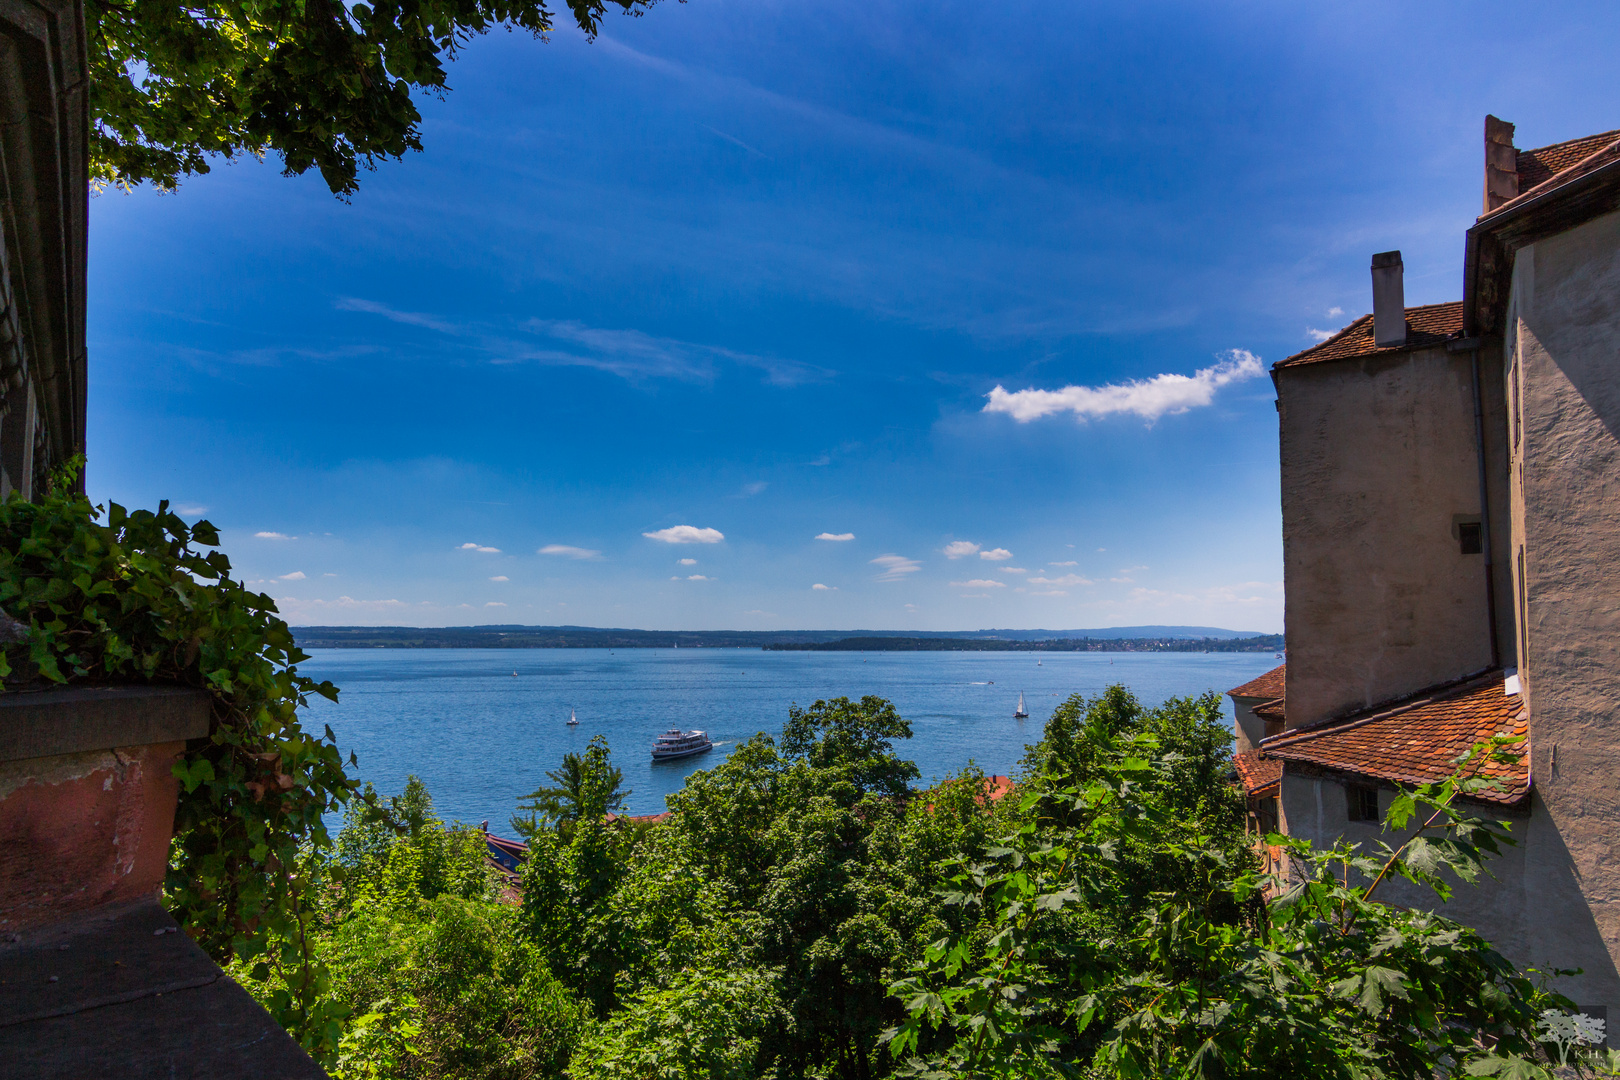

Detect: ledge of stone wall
0,686,211,762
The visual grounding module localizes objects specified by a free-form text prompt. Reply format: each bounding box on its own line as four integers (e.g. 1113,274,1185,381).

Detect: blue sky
87,0,1619,632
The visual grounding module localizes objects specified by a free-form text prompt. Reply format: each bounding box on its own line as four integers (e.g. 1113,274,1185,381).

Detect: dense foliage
0,469,355,1054
89,0,663,194
8,485,1611,1076
235,682,1618,1079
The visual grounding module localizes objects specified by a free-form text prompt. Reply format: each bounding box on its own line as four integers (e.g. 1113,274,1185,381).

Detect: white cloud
485,601,507,607
1029,573,1093,587
1000,567,1027,574
983,349,1264,424
687,574,711,581
460,542,501,554
490,575,509,582
1305,327,1336,342
335,297,458,334
871,554,921,580
739,481,768,496
278,571,307,581
539,544,601,560
812,583,836,591
979,548,1013,562
943,541,980,559
951,579,1007,589
1030,590,1068,596
679,558,697,566
255,531,293,540
177,505,208,517
643,525,725,544
816,532,855,542
1327,306,1345,318
1049,560,1078,567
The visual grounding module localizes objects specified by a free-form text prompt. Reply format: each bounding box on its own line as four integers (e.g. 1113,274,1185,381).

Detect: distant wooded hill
763,635,1285,653
290,624,1280,650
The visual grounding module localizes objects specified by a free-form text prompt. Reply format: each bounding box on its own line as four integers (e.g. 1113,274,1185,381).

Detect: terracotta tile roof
1260,673,1528,804
1229,663,1285,700
1232,749,1282,797
1517,129,1620,192
1252,698,1286,722
1275,302,1465,369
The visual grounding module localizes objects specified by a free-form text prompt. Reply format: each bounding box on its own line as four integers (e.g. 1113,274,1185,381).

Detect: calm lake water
298,648,1282,829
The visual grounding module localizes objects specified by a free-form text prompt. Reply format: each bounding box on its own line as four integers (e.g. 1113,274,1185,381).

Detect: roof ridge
1275,301,1464,370
1489,136,1620,220
1521,127,1620,161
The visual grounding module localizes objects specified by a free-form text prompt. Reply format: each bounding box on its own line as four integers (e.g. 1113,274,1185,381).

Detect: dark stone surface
0,898,327,1079
0,686,211,762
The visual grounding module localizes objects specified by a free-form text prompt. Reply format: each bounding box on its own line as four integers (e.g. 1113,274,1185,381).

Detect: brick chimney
1371,251,1406,347
1485,114,1518,213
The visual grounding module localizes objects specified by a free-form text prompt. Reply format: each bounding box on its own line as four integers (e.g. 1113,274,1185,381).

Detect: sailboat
567,709,579,727
1014,692,1029,719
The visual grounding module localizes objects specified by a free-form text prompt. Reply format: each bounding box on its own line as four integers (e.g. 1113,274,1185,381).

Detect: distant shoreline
763,635,1284,653
290,624,1283,652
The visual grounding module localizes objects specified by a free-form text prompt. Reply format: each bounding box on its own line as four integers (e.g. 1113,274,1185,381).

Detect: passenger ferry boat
652,727,713,760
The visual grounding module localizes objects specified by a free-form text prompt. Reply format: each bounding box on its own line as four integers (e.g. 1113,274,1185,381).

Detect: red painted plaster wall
0,741,183,931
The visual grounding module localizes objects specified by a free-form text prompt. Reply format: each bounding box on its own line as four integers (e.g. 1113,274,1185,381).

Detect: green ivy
0,461,355,1060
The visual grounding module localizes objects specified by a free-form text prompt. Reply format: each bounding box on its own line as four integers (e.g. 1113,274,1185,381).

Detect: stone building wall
1277,348,1500,728
1508,207,1620,1017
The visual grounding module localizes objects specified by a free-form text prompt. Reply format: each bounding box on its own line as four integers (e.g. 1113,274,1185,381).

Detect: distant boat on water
652,727,712,760
1014,692,1029,719
567,709,579,726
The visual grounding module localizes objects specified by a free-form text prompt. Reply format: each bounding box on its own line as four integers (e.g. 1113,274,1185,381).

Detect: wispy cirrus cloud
983,350,1263,425
334,297,459,334
336,297,826,387
871,554,921,580
539,544,602,560
644,525,725,544
255,531,294,540
950,579,1006,589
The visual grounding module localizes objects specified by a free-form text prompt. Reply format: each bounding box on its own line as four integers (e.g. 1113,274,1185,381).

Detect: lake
298,648,1282,829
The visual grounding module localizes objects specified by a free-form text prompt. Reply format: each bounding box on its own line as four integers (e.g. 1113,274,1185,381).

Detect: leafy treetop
90,0,664,195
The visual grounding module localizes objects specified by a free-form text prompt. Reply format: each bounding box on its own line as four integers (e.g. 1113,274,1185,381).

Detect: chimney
1484,114,1518,213
1371,251,1406,347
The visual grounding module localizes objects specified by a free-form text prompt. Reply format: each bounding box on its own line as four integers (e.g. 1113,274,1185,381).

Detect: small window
1347,784,1380,823
1459,522,1483,555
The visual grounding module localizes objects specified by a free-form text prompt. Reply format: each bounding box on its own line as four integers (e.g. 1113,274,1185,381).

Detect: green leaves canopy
89,0,661,194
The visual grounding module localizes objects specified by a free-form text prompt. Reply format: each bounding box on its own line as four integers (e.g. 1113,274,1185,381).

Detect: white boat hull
652,742,712,760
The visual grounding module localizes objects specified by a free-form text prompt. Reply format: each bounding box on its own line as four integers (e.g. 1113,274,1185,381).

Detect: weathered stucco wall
1278,770,1618,1012
1509,208,1620,1020
1278,348,1498,727
1232,695,1265,752
0,742,184,932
